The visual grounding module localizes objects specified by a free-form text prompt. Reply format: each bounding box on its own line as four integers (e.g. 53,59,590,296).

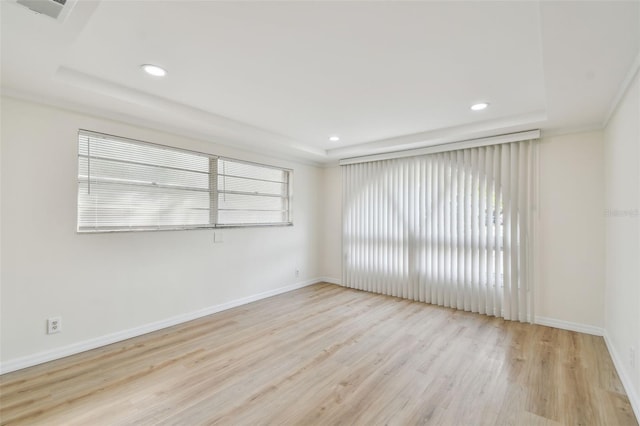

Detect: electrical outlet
295,269,300,278
47,317,61,334
213,231,224,243
630,347,636,369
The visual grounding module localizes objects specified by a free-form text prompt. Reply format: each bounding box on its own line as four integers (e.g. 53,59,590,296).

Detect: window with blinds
217,158,291,225
77,130,292,232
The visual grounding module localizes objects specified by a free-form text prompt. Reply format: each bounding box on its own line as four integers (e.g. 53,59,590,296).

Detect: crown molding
328,110,547,160
53,67,328,159
339,130,540,166
603,50,640,128
540,123,604,138
1,88,326,168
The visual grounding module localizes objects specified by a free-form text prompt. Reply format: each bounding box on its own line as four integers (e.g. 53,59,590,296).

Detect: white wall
604,69,640,414
321,166,342,283
0,97,323,367
536,131,605,330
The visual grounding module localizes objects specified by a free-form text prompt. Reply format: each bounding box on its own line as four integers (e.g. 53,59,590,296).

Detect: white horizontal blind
78,132,212,232
217,158,291,226
77,131,292,232
342,140,536,322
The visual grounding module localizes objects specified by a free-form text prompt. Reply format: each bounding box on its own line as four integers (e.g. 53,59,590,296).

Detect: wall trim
339,130,540,166
604,331,640,422
1,91,325,167
534,316,604,336
319,276,342,285
540,124,603,138
0,278,321,375
603,50,640,128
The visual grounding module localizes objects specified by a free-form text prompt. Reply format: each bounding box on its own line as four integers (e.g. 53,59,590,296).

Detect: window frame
77,129,293,233
215,155,294,228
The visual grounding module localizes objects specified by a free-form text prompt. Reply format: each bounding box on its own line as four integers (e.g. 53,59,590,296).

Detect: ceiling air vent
16,0,69,20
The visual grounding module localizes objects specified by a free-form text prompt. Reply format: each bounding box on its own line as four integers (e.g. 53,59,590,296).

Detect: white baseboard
603,331,640,422
319,276,342,285
534,316,604,336
0,278,321,375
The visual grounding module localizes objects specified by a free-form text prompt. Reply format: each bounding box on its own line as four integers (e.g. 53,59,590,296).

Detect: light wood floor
1,283,637,426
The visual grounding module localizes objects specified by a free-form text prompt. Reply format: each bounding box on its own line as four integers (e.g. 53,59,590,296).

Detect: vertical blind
78,130,292,232
342,140,536,322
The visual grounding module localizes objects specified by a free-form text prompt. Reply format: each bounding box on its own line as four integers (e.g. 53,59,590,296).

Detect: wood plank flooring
0,283,637,425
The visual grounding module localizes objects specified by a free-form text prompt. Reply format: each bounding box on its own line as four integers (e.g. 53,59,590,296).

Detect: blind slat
342,140,536,323
78,131,292,232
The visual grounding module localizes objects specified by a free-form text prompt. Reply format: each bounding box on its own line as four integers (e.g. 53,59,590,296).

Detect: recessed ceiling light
141,64,167,77
470,102,489,111
329,135,340,142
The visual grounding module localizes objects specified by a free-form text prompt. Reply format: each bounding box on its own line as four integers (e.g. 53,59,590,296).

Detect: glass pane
78,181,210,229
82,134,209,172
80,157,209,189
217,175,285,195
218,193,284,211
218,159,285,182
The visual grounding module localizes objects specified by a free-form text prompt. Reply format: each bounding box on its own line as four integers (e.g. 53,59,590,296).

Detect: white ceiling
1,1,638,164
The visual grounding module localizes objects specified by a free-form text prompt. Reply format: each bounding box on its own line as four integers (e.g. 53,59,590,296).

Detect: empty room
1,0,639,425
